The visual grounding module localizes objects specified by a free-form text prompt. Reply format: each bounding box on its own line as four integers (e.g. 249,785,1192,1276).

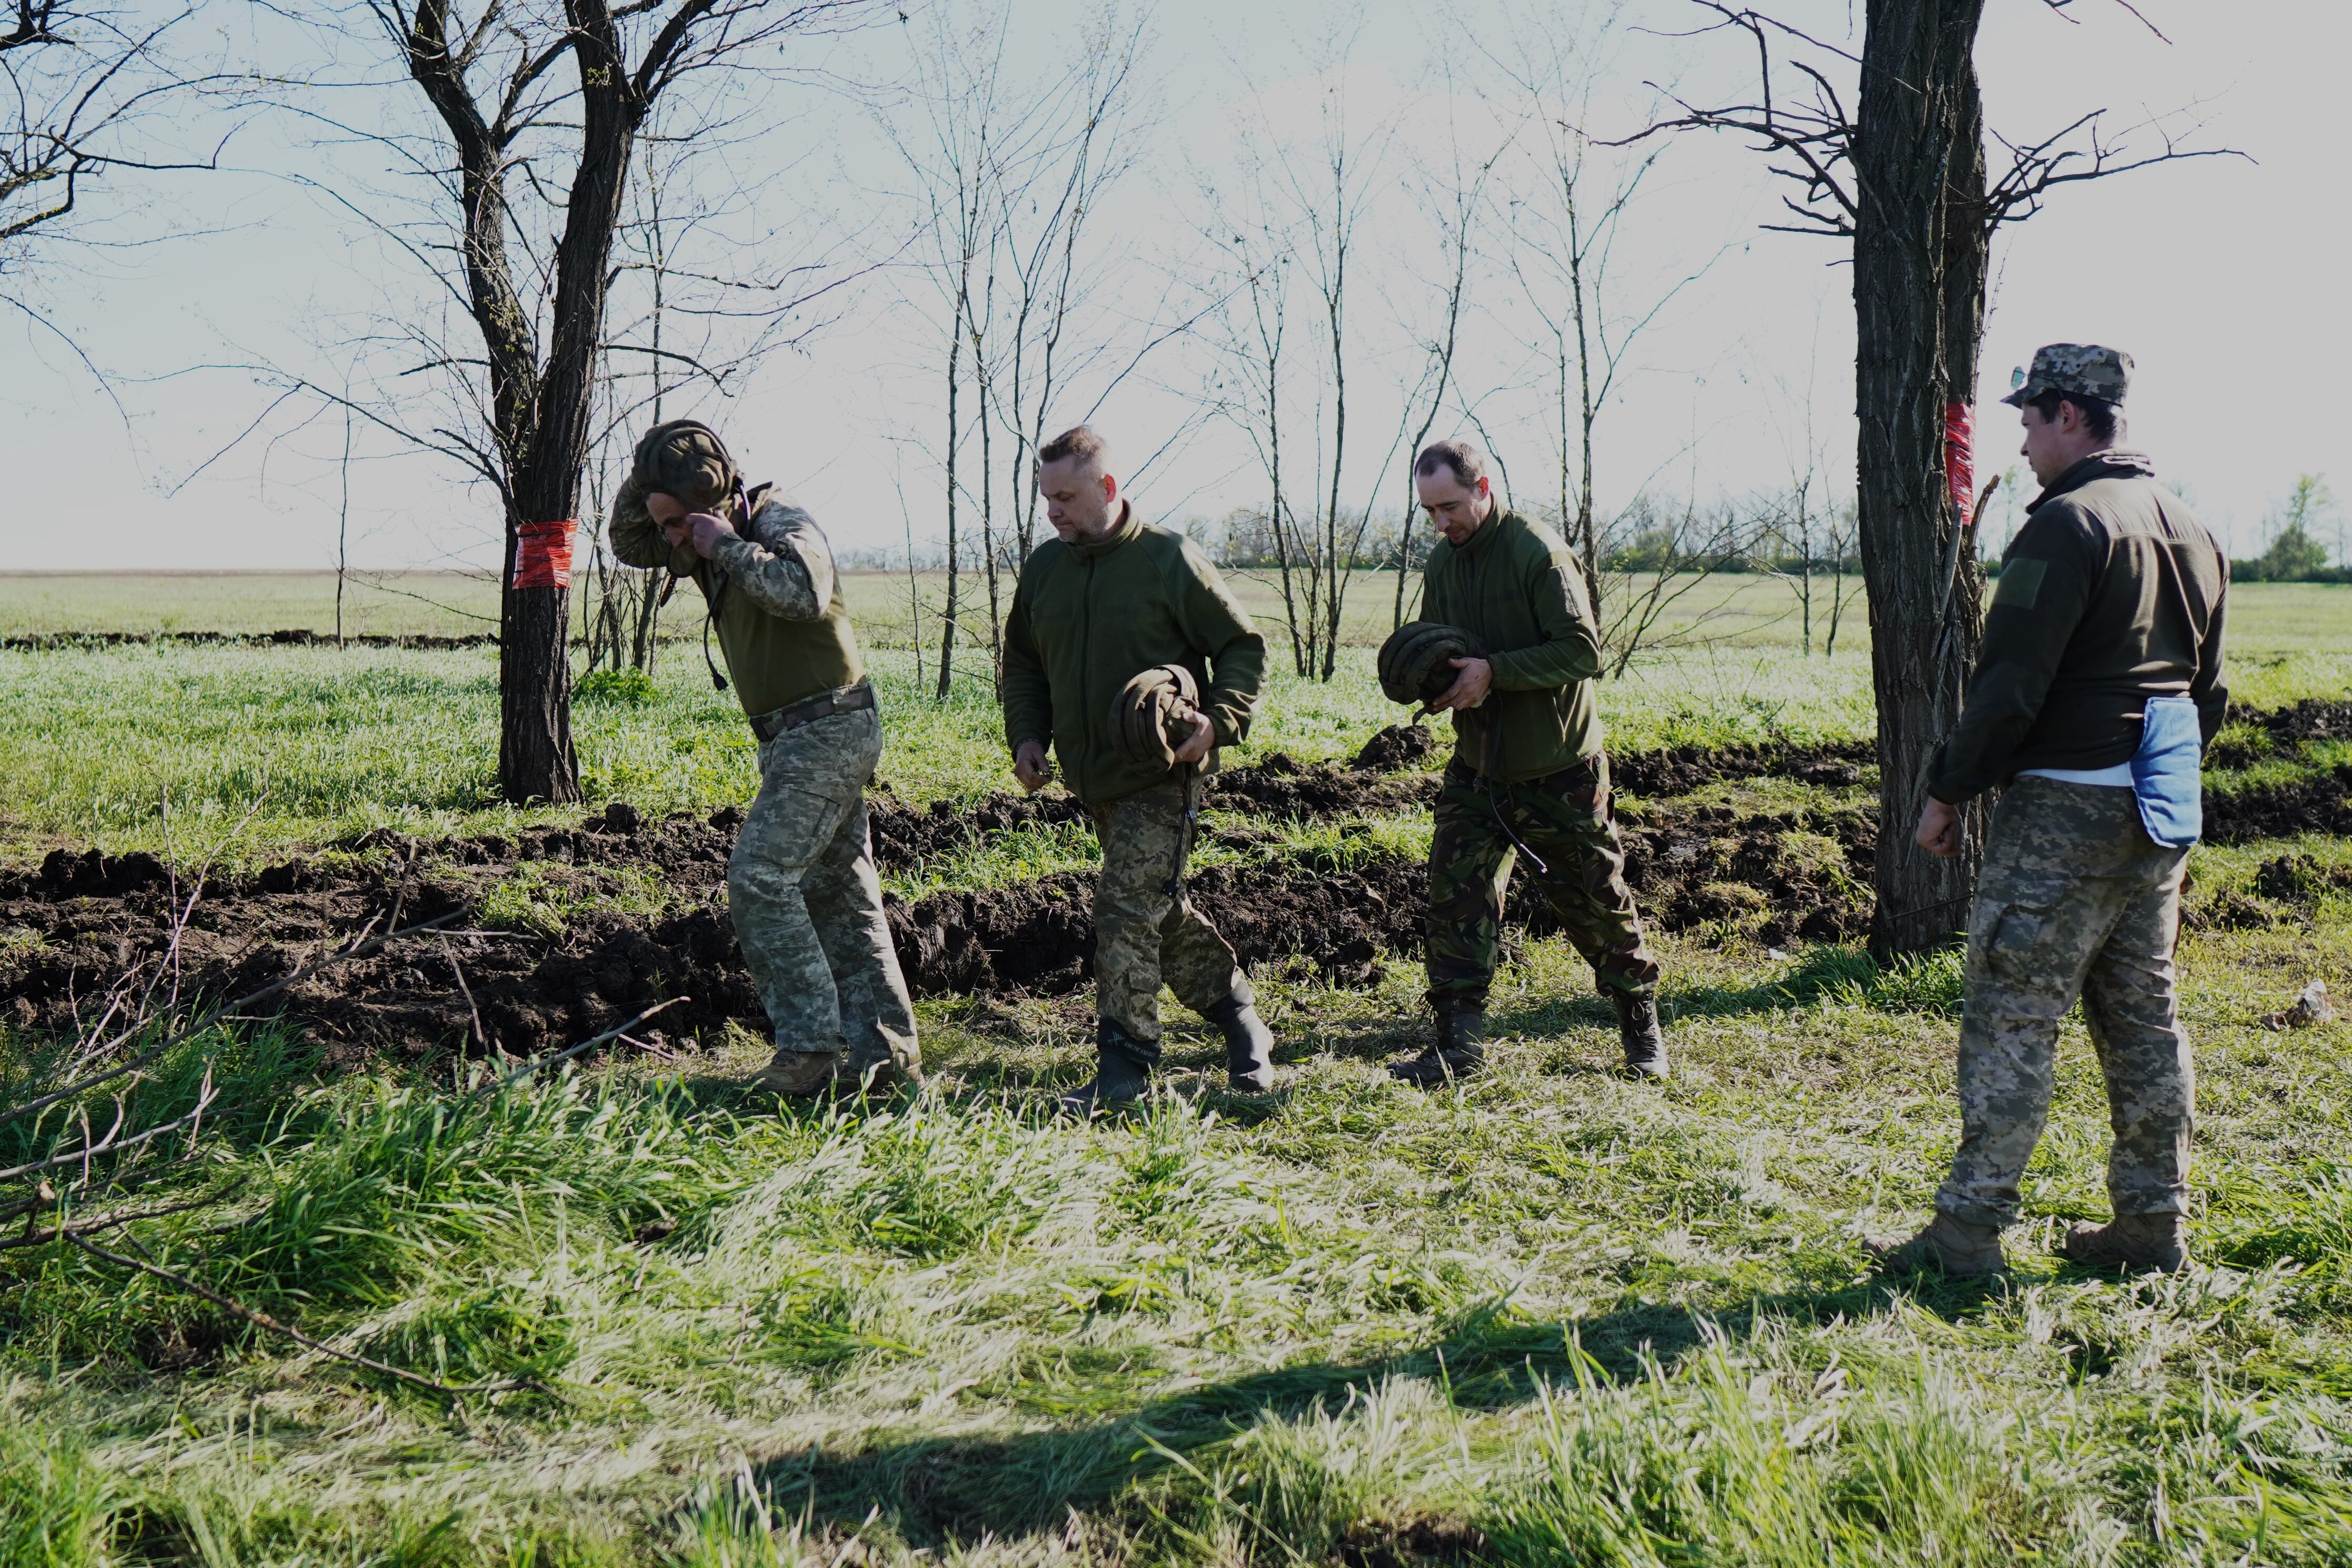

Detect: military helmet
630,419,740,511
1378,621,1485,708
1112,663,1204,771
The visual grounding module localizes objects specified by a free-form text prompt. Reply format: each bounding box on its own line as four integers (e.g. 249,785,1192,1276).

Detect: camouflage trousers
1426,753,1660,1015
1091,777,1250,1066
1936,777,2194,1229
728,707,919,1071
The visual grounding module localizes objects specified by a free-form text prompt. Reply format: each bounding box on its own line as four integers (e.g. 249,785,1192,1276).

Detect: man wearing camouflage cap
1394,439,1665,1086
609,420,920,1096
1001,425,1275,1112
1877,345,2229,1278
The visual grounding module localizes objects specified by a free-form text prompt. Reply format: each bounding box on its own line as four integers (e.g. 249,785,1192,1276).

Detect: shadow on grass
750,1263,2022,1547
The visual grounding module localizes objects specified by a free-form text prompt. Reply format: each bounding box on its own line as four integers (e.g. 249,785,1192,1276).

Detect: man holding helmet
1001,424,1274,1112
609,420,919,1097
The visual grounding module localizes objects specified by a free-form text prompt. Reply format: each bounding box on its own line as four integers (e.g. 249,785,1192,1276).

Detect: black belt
748,680,876,742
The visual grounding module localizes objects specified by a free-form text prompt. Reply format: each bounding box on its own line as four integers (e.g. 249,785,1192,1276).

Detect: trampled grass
2,582,2351,1563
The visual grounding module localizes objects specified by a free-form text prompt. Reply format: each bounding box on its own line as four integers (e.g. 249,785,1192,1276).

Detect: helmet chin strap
700,475,749,695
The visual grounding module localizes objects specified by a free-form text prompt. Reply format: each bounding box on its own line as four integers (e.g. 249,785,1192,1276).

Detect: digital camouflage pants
1091,777,1250,1066
1936,777,2194,1229
728,707,919,1071
1426,753,1659,1015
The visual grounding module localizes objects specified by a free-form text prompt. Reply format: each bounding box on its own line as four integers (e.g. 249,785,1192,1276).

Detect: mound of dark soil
1351,721,1440,772
1611,741,1873,797
0,785,1883,1059
2204,768,2352,843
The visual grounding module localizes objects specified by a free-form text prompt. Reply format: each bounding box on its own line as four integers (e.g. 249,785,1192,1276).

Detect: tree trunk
1853,0,1988,959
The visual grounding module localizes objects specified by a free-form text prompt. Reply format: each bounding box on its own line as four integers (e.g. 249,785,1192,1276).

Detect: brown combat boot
1867,1212,2007,1277
1613,991,1670,1080
751,1048,846,1098
2060,1212,2188,1274
1390,1011,1485,1088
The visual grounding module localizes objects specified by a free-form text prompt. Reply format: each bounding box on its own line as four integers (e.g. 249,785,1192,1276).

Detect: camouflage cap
2000,343,2132,409
630,419,739,510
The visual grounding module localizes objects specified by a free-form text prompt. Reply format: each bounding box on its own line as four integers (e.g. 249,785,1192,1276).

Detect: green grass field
2,578,2350,1565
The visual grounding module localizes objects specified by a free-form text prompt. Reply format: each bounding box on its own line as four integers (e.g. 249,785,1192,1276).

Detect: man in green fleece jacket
609,420,918,1099
1001,425,1274,1110
1877,345,2228,1279
1398,439,1665,1085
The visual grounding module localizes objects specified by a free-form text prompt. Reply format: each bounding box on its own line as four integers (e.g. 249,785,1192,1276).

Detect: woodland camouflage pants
728,707,919,1071
1425,753,1660,1015
1936,777,2194,1229
1091,778,1250,1066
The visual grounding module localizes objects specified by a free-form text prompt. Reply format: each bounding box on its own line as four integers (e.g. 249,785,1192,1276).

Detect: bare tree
274,0,898,803
1388,93,1501,632
1476,0,1722,654
1621,0,2243,956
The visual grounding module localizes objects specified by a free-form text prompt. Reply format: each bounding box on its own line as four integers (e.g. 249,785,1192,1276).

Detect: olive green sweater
1421,506,1605,782
608,477,863,718
1001,504,1266,806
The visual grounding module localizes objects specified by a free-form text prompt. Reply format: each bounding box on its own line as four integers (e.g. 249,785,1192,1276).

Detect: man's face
1417,469,1493,547
646,490,690,548
2017,400,2089,488
1040,458,1117,543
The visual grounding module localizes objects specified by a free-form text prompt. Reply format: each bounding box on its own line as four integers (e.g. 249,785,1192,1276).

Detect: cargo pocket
1977,902,2047,982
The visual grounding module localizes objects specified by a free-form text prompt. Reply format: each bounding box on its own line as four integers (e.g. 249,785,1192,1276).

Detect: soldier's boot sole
751,1050,848,1098
1865,1213,2007,1277
2060,1214,2188,1274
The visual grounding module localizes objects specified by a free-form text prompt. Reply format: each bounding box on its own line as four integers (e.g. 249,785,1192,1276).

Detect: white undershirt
2017,761,2135,787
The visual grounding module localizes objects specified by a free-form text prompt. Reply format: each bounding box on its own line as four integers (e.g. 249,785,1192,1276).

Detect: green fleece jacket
1001,503,1266,806
1421,505,1605,783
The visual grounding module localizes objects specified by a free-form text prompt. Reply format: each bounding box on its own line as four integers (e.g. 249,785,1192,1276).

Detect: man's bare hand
1171,711,1215,766
686,510,737,559
1013,739,1054,793
1432,655,1493,712
1914,798,1962,859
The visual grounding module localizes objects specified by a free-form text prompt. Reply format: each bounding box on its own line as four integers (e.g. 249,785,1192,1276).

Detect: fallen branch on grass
0,1187,237,1252
0,1071,219,1183
66,1233,535,1400
1,912,461,1130
480,998,689,1095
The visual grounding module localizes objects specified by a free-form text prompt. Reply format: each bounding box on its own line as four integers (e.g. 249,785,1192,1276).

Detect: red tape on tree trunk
512,520,577,590
1944,403,1974,527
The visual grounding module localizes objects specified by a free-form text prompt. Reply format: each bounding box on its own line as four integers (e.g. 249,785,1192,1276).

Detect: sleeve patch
1993,557,2048,610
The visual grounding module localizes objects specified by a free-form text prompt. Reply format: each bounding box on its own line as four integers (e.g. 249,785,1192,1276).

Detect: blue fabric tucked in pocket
2131,694,2203,847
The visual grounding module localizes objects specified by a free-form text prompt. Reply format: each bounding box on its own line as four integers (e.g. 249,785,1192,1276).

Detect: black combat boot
1389,1010,1486,1088
1204,994,1276,1093
1058,1020,1154,1116
1613,990,1670,1080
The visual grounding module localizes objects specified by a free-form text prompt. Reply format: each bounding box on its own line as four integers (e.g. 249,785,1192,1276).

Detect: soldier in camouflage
1397,440,1666,1085
1000,425,1275,1112
609,421,919,1097
1875,345,2229,1277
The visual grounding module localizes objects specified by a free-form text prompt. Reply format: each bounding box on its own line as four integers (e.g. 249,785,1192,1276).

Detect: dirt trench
0,779,1877,1061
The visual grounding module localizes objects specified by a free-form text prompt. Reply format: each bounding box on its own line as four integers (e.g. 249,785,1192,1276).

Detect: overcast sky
5,0,2343,572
